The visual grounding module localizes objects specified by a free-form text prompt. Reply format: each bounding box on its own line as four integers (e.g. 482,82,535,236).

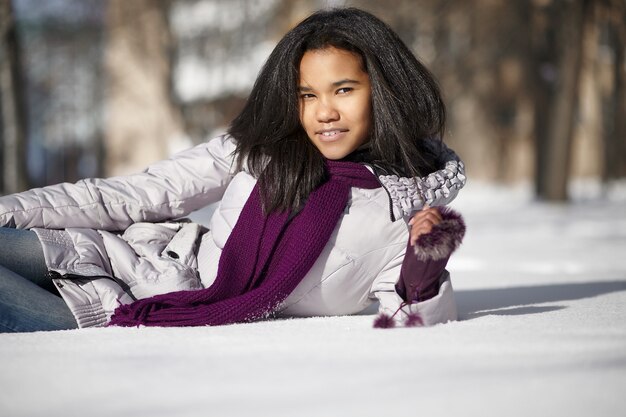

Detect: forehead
298,47,367,84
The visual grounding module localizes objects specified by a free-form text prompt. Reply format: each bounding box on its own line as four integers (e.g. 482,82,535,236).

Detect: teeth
322,131,339,136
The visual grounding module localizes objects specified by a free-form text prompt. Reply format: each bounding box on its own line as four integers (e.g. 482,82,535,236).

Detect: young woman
0,7,466,332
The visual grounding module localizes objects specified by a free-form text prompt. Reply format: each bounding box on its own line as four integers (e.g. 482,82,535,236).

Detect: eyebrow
298,79,361,92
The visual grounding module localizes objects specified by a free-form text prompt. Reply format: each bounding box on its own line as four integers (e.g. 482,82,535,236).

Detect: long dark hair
228,7,446,213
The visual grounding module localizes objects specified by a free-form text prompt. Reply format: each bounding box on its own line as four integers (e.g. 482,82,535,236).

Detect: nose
316,99,339,123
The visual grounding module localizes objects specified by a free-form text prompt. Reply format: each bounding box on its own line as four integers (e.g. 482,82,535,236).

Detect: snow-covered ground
1,181,625,417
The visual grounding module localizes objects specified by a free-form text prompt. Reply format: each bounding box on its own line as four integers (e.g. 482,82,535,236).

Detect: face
298,47,372,160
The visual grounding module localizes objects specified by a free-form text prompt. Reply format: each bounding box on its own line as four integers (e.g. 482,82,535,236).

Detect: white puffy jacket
0,135,465,328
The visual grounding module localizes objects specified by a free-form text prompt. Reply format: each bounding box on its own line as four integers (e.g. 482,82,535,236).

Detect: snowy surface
1,181,625,417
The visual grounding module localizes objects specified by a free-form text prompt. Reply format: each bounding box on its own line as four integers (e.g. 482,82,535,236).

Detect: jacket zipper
363,163,398,222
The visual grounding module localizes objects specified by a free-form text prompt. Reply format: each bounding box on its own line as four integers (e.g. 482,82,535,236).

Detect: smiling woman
298,47,372,160
230,8,451,216
0,7,466,333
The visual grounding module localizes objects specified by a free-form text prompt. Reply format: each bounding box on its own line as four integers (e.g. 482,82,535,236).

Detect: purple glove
395,207,466,303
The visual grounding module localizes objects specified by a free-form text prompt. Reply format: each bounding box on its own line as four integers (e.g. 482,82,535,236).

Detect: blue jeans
0,227,78,332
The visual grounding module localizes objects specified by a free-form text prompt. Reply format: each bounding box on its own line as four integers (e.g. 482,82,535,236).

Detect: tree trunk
103,0,185,176
0,0,26,194
599,0,626,182
611,1,626,179
533,0,589,201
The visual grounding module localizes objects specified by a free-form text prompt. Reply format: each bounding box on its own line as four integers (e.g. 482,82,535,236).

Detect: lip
315,128,349,142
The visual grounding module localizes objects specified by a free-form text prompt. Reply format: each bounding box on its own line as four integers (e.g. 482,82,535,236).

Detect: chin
321,151,350,160
316,144,354,160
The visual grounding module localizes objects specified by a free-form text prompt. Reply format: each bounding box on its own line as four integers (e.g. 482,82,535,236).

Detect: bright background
1,0,625,201
1,1,625,416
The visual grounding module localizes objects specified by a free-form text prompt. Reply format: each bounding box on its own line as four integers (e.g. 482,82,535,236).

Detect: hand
408,205,443,246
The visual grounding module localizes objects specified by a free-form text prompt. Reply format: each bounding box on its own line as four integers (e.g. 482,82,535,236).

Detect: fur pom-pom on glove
412,207,466,261
373,207,465,329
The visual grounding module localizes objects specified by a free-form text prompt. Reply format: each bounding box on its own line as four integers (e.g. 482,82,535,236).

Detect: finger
416,212,442,227
411,209,431,222
419,207,442,221
412,217,435,230
408,207,429,225
411,220,433,240
413,206,441,220
410,223,434,245
413,222,434,235
429,207,443,222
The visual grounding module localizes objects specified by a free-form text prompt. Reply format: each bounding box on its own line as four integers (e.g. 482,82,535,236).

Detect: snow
170,1,279,102
170,0,280,35
1,181,625,417
174,43,275,102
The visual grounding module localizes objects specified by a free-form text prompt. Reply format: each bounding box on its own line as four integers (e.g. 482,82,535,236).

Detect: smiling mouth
317,129,348,141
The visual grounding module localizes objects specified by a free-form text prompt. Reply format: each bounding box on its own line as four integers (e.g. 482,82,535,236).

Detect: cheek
357,99,373,128
348,95,372,124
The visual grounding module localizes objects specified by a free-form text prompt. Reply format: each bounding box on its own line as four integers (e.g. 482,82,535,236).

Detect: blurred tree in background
104,0,186,176
0,0,624,201
2,0,104,189
0,0,25,194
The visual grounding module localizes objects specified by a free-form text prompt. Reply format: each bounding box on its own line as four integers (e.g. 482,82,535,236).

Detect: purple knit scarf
108,160,381,327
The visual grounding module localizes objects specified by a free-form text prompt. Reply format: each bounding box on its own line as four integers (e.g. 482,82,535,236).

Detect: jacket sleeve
0,134,237,231
370,208,466,326
378,139,466,220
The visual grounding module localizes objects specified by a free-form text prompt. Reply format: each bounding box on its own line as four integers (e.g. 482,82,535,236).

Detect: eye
300,93,316,100
336,87,353,95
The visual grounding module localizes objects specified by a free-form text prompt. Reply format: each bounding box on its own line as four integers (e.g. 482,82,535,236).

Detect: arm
398,207,465,303
0,134,237,231
370,207,466,327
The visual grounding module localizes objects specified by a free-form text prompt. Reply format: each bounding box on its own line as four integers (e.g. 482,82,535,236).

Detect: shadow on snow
455,279,626,319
